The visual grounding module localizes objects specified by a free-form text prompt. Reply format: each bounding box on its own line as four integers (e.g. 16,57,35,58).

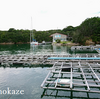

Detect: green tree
56,39,61,43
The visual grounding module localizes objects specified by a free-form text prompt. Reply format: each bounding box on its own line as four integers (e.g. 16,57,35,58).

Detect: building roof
50,33,67,37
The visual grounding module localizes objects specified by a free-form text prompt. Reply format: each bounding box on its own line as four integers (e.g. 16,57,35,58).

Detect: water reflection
0,44,30,55
0,64,52,68
41,89,100,99
0,44,97,55
53,45,67,53
0,66,49,99
30,44,71,54
30,45,53,54
30,44,97,55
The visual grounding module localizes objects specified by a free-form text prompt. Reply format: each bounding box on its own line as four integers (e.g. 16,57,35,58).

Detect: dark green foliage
0,29,30,43
56,39,61,43
0,28,53,43
72,17,100,44
34,31,52,43
62,26,75,36
61,41,67,44
63,26,75,32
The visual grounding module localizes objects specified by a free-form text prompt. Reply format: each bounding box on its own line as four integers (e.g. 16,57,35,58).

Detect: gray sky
0,0,100,31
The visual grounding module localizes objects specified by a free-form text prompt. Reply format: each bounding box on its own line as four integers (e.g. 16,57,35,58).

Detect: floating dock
41,61,100,93
71,45,100,50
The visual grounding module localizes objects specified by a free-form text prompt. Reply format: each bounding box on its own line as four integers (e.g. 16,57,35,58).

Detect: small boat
42,41,46,45
30,41,38,45
30,17,39,45
30,39,38,45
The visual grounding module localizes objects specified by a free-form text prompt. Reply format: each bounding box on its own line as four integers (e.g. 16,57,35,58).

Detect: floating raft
0,53,100,66
71,45,100,50
41,61,100,93
48,57,100,60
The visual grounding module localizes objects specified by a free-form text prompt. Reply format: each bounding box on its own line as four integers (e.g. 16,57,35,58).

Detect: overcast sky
0,0,100,31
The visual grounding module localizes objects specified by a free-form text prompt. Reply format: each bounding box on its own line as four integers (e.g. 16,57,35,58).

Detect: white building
50,33,67,42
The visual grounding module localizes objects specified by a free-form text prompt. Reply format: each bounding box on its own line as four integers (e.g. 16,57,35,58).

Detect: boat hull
30,42,38,45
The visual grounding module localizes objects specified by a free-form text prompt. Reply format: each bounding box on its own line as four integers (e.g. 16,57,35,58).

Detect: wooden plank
78,62,90,91
41,62,56,88
55,62,63,88
87,63,100,82
70,62,73,89
42,86,100,93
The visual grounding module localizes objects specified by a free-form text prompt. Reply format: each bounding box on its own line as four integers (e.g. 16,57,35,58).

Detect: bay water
0,44,99,99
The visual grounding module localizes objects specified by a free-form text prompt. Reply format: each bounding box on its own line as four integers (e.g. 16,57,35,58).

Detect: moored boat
30,17,39,45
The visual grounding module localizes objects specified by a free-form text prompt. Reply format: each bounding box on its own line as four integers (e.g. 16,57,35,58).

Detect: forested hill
0,17,100,45
72,17,100,45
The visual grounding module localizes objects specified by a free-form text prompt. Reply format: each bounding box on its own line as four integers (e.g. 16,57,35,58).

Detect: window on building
55,35,61,38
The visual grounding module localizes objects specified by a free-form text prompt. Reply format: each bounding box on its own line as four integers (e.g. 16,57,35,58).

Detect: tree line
0,17,100,45
0,28,64,44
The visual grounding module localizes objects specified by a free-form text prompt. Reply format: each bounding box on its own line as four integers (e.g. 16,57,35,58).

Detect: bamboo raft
0,53,100,66
41,61,100,93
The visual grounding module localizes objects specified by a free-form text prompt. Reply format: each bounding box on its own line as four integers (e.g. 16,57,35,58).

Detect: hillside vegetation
72,17,100,45
0,17,100,45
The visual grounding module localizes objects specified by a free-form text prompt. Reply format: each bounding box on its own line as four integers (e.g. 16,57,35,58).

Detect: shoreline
52,42,79,46
0,42,30,45
0,42,79,46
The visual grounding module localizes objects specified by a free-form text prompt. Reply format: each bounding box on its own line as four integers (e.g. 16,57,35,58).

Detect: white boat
30,41,38,45
41,41,46,45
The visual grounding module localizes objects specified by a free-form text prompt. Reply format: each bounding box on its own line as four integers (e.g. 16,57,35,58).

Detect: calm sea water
0,44,99,99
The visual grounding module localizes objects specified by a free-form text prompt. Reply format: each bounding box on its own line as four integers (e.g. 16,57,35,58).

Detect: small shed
50,33,67,42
